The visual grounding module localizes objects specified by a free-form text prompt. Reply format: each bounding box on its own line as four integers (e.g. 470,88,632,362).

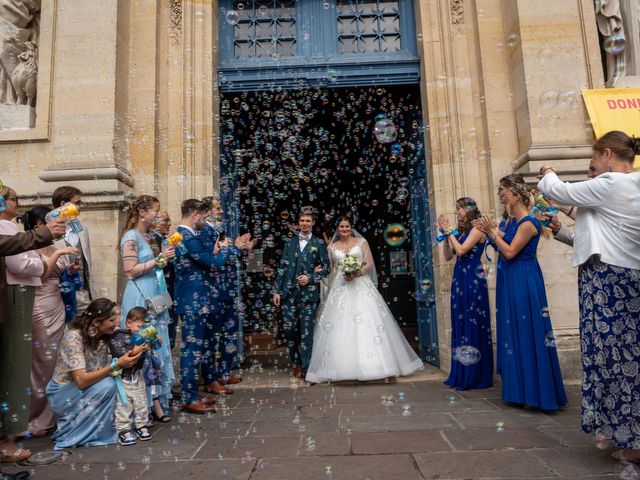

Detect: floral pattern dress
579,259,640,448
46,328,117,450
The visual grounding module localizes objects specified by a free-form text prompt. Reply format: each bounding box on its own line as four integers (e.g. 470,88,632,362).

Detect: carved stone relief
0,0,40,107
170,0,182,47
450,0,464,32
594,0,640,86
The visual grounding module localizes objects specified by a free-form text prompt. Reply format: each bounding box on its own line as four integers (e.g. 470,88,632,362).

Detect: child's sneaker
136,426,152,441
118,430,137,446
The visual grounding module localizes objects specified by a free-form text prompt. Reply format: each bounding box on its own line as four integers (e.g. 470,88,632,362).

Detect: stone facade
0,0,612,380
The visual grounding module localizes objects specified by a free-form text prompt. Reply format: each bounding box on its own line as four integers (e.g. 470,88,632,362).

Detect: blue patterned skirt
579,259,640,449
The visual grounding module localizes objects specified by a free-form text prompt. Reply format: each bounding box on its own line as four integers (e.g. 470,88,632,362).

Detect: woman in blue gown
46,299,143,450
477,182,567,411
438,198,493,390
119,195,176,412
494,174,525,377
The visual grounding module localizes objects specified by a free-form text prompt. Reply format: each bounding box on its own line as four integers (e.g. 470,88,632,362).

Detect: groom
273,211,330,378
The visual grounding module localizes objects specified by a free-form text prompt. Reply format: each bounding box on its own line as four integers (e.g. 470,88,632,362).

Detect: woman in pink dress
19,206,80,437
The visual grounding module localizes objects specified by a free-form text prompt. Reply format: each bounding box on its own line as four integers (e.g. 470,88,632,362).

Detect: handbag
144,292,173,315
132,277,173,315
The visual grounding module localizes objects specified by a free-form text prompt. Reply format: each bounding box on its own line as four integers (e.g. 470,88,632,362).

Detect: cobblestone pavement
1,358,632,480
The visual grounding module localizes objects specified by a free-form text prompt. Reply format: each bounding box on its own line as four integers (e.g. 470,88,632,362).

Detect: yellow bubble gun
45,203,82,238
166,231,186,256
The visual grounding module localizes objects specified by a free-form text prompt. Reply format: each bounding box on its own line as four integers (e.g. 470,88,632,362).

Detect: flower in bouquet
339,254,363,275
167,231,183,246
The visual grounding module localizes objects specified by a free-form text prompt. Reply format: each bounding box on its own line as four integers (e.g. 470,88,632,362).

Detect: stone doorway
219,84,437,362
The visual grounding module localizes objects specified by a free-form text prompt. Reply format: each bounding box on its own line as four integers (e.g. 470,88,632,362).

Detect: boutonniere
309,246,318,253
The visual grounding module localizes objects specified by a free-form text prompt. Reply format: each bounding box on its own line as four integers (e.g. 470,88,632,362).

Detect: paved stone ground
1,354,633,480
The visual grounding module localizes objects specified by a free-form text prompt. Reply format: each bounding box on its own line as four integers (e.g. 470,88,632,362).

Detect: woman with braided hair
46,298,142,450
476,182,567,411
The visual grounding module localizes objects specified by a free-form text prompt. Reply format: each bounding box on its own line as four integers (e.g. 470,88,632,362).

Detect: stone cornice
38,165,134,187
512,144,593,170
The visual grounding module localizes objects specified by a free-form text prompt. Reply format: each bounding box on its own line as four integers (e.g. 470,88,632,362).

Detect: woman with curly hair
438,198,493,390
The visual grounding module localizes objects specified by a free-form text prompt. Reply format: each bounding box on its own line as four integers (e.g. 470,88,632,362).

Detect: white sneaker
118,430,136,446
136,426,152,441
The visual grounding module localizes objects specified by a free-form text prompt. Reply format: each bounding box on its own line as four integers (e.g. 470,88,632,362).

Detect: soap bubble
539,91,558,109
323,322,334,332
258,5,268,16
447,394,456,406
474,265,487,279
60,281,73,294
603,35,625,54
374,117,398,144
383,223,407,246
506,33,519,48
496,421,505,433
23,333,32,342
455,345,481,366
326,68,339,83
0,402,9,413
620,464,640,480
544,331,557,348
401,405,412,416
226,10,240,26
373,336,382,345
595,433,608,449
541,306,550,317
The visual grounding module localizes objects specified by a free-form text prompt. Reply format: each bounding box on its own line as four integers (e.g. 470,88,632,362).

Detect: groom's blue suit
274,234,330,371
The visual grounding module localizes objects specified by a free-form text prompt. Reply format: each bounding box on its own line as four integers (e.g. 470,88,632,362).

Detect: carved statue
0,0,40,106
594,0,627,86
595,0,640,86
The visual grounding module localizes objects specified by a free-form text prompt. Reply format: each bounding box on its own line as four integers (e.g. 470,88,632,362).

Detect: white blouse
538,171,640,270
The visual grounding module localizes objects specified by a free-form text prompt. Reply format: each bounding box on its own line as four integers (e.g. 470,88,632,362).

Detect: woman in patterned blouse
45,298,142,450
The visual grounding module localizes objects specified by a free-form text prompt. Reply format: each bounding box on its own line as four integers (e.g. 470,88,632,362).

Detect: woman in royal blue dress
438,198,493,390
477,182,567,411
494,174,525,377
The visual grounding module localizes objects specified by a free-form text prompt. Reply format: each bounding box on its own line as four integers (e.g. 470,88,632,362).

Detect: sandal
0,447,32,464
152,411,171,423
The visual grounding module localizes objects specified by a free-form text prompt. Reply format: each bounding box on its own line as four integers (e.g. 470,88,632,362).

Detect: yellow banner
582,88,640,168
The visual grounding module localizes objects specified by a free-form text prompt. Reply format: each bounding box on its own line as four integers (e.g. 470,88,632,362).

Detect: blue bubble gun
531,194,559,227
131,324,159,348
436,228,459,243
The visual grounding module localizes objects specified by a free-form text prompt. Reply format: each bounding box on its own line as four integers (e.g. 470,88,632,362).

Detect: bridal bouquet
339,254,363,276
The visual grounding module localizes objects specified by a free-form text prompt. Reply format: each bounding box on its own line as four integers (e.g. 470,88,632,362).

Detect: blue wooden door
218,0,439,364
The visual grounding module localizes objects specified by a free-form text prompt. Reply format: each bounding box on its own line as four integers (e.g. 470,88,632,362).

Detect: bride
306,216,423,383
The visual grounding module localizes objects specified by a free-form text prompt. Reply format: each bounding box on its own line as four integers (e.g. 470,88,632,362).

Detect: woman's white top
538,171,640,270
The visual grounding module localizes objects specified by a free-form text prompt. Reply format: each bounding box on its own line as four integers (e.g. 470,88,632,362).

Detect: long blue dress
499,216,567,410
120,229,175,408
444,231,493,390
495,218,510,376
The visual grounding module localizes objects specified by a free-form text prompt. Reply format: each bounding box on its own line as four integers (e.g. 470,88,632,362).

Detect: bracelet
155,254,167,269
110,357,122,377
443,227,455,236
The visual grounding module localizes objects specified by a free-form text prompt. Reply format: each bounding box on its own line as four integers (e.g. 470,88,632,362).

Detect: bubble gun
166,231,186,256
0,180,7,213
130,324,160,348
45,203,82,238
531,194,559,227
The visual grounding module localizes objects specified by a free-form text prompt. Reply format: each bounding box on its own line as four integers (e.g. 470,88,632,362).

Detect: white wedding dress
306,239,424,383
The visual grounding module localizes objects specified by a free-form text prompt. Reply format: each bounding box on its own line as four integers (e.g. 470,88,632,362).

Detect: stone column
414,0,496,370
503,0,604,179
